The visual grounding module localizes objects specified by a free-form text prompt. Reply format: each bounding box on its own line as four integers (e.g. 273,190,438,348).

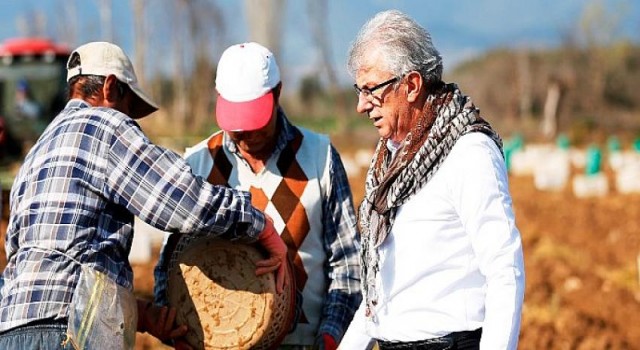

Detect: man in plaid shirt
0,41,289,349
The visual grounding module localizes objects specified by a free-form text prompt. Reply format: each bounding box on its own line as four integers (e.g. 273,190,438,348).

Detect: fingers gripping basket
167,236,296,350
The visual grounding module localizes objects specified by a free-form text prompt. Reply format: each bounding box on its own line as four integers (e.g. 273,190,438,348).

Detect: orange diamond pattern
273,129,310,323
207,134,231,186
248,186,269,212
206,129,311,323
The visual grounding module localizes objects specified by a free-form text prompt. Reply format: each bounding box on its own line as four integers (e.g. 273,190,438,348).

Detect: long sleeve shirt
340,133,525,350
0,99,265,332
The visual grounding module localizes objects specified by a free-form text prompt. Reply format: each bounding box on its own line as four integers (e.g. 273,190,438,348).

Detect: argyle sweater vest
184,127,331,344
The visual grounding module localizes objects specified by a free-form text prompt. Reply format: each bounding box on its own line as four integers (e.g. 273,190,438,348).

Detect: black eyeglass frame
353,76,400,99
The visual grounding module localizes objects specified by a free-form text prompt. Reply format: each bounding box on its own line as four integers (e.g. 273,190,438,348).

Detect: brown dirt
509,174,640,350
2,153,640,349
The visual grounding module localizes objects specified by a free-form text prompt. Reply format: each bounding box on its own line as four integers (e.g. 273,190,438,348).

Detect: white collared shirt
341,133,525,350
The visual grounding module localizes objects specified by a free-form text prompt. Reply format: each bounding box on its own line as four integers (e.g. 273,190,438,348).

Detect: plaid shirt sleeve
317,145,362,343
107,117,265,238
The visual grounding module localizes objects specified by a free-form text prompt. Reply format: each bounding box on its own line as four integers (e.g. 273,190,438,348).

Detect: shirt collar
386,138,402,158
65,98,93,110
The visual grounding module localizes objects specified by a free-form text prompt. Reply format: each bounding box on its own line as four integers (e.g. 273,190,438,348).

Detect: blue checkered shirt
153,110,362,343
0,99,265,332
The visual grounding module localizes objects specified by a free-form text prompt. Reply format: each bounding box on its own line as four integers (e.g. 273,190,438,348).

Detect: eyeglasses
353,76,400,100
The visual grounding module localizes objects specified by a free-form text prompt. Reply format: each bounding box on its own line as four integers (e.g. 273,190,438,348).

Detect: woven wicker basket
167,236,296,350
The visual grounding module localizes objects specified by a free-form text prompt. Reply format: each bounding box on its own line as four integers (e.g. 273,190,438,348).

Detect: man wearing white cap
0,41,289,350
155,42,362,349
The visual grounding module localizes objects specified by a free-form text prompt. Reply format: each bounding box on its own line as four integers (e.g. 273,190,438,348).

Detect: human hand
314,334,337,350
255,218,289,293
137,300,189,344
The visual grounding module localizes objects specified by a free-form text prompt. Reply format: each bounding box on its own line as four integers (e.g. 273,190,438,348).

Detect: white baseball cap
66,41,159,119
215,42,280,131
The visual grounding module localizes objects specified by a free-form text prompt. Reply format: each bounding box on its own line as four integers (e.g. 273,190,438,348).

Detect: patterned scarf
358,83,503,318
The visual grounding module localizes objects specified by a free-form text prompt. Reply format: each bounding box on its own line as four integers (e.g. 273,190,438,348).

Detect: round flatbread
167,236,295,350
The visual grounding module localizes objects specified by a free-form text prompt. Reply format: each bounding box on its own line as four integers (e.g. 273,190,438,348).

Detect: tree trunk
244,0,286,74
97,0,113,42
132,0,146,87
307,0,348,134
542,82,561,140
172,0,188,136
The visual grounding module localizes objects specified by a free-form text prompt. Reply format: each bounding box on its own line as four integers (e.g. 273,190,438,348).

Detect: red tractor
0,37,70,164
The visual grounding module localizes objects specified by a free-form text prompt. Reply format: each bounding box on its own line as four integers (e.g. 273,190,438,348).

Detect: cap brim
216,91,274,132
129,84,159,119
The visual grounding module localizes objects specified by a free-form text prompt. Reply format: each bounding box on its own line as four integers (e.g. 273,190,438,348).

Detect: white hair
348,10,443,86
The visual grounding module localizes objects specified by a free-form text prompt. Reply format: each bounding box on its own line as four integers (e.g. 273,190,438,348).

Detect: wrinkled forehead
355,49,393,83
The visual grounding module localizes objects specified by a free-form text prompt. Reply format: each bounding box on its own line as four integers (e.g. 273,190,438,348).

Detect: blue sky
1,0,638,87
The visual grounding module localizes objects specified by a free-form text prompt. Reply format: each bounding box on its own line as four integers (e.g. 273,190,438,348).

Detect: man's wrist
314,333,337,350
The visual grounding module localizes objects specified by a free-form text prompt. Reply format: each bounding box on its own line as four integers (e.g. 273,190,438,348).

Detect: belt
377,328,482,350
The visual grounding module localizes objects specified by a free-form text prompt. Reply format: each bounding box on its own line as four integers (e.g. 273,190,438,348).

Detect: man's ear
103,75,121,103
405,71,423,103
